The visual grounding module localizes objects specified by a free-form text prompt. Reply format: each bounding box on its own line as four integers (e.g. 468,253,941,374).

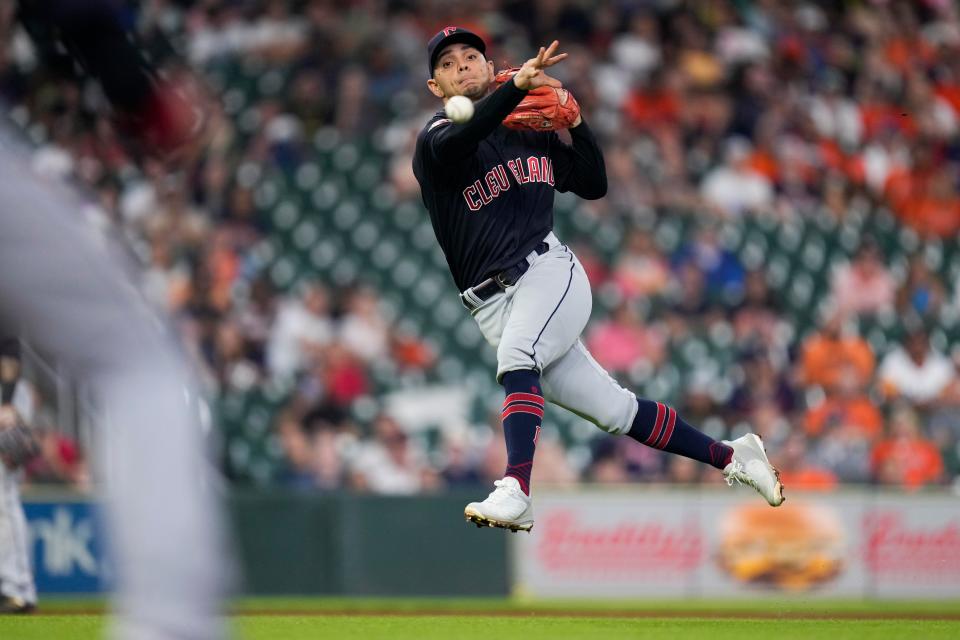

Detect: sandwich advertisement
512,490,960,598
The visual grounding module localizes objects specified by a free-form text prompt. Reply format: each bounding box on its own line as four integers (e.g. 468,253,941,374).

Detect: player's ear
486,59,495,81
427,78,445,99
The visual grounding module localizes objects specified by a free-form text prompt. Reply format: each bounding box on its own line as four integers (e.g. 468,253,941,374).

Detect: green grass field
1,597,957,639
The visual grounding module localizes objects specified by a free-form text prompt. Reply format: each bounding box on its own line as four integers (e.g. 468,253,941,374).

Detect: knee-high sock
501,369,544,495
627,399,733,469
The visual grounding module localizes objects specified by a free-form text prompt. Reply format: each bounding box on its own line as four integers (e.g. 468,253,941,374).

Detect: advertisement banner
23,500,107,593
512,489,960,599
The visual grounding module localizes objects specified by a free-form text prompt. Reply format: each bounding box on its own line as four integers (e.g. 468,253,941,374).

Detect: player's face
428,43,494,102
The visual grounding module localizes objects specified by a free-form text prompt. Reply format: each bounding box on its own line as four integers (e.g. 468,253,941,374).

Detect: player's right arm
425,82,529,161
425,41,568,163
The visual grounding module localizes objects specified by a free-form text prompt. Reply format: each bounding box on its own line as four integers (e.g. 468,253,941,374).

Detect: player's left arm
549,119,607,200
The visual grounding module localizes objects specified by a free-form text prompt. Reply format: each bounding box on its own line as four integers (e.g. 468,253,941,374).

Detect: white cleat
722,433,785,507
464,476,534,532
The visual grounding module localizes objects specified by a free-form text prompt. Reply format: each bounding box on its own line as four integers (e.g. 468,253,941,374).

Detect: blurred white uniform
0,382,37,606
0,127,228,637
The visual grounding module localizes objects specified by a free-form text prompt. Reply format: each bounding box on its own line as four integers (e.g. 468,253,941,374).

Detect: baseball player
0,337,38,614
412,28,784,533
1,1,228,636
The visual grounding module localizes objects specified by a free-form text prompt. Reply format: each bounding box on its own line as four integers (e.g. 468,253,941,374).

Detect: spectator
804,364,883,441
773,432,839,491
671,223,746,303
339,285,390,364
611,229,671,301
871,405,945,489
24,427,89,490
209,319,261,391
798,309,875,392
587,438,632,483
316,343,369,407
350,414,436,495
895,255,947,319
266,282,333,379
730,270,784,349
438,430,484,489
879,326,956,407
729,351,796,419
275,410,316,490
530,434,579,489
699,137,774,217
897,165,960,238
585,301,665,375
828,238,896,318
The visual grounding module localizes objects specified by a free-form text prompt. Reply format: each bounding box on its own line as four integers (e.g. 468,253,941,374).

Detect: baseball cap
426,26,486,77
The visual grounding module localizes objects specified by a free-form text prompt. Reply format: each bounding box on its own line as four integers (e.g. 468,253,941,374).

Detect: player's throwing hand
512,40,568,91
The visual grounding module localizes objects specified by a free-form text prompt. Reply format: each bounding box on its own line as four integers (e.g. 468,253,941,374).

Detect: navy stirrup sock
500,369,544,495
627,398,733,469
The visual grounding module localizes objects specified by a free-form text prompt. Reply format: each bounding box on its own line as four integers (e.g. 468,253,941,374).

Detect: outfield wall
20,488,960,597
21,490,509,596
512,488,960,599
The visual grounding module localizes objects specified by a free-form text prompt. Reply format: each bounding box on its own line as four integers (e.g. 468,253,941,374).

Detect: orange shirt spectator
871,407,944,489
804,396,883,439
896,168,960,238
798,314,875,391
623,88,680,130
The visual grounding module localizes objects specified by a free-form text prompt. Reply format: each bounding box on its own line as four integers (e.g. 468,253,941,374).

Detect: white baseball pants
0,463,34,605
470,235,639,435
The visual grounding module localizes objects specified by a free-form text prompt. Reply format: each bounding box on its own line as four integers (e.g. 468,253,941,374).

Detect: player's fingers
543,52,568,67
534,46,545,66
542,40,559,61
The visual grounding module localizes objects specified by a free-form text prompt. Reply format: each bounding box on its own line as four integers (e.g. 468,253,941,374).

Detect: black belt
460,242,550,311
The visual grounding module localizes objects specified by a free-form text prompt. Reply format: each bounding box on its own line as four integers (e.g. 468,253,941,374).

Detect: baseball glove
493,68,581,131
0,419,39,469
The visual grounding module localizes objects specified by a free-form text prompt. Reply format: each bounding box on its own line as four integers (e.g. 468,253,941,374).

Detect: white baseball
445,95,475,123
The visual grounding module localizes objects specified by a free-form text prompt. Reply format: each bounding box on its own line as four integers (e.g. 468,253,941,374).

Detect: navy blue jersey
412,80,607,292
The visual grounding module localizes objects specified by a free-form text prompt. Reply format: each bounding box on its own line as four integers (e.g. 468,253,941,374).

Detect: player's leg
541,340,784,506
494,244,592,487
465,243,591,530
0,133,228,636
0,466,35,613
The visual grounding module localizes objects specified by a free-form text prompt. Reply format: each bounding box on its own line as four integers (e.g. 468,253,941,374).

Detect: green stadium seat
292,219,321,251
270,200,301,232
308,238,342,271
350,221,380,252
311,181,342,212
370,184,398,212
332,144,360,172
295,162,323,191
332,199,362,231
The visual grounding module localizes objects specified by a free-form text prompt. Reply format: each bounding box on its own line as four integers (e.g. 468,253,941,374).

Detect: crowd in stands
2,0,960,493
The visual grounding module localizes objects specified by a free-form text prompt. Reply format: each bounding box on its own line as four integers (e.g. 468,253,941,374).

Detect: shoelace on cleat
485,479,524,504
723,459,758,490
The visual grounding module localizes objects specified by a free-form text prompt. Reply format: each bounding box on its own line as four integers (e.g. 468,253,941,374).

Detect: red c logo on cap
442,26,458,37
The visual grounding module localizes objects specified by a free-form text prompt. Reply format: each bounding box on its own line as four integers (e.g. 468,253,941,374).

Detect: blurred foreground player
412,29,784,533
0,337,38,614
1,1,228,637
